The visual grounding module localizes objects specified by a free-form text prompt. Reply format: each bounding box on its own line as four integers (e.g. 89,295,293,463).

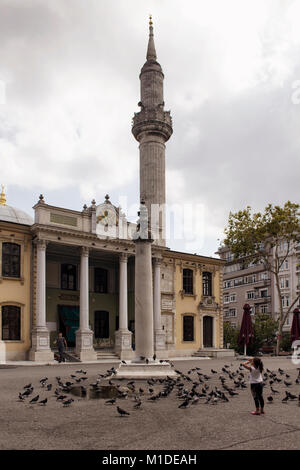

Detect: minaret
132,16,173,246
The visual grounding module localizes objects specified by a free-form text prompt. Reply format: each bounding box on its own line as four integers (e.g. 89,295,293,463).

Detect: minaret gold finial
0,184,6,205
149,14,153,27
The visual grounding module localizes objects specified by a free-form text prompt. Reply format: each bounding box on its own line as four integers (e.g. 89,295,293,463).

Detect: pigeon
63,399,74,407
133,401,142,409
39,398,47,405
47,384,52,391
29,395,39,404
270,386,279,394
105,398,116,405
211,369,218,374
117,406,130,416
284,381,292,387
18,393,25,401
267,396,273,403
282,396,289,403
178,399,190,409
24,383,32,389
121,360,126,364
56,395,68,401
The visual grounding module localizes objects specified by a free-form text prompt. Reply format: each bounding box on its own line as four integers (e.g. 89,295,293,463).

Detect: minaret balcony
132,108,173,142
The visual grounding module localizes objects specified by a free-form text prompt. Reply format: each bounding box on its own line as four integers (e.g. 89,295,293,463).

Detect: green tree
223,201,300,355
223,322,240,352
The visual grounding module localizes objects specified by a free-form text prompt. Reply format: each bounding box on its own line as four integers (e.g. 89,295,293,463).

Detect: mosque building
0,18,232,362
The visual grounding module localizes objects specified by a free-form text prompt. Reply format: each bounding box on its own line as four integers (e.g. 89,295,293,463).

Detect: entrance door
58,305,79,347
94,311,109,339
203,316,213,348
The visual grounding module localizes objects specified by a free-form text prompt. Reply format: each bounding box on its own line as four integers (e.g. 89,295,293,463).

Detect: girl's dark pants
251,383,264,409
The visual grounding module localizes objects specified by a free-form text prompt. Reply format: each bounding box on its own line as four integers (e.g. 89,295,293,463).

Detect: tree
223,201,300,355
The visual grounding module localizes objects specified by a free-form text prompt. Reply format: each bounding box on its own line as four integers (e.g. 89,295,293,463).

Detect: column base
75,329,97,361
113,361,178,379
29,327,53,362
114,329,133,360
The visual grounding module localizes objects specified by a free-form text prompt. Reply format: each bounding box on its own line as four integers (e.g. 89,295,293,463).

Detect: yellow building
0,188,33,361
161,250,232,357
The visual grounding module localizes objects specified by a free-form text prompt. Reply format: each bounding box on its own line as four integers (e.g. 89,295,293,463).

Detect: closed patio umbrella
290,308,300,344
238,304,254,356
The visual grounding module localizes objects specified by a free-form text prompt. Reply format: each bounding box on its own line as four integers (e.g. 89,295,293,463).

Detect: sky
0,0,300,257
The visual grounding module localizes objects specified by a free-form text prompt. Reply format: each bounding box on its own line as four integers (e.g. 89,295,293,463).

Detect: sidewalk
0,356,212,367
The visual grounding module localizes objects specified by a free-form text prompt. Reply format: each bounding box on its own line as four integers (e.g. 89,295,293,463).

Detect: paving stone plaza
0,357,299,451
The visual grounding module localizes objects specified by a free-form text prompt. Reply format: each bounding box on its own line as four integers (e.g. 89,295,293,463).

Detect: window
94,268,108,293
183,269,193,295
2,243,20,278
229,308,236,317
224,294,230,304
247,291,255,299
2,305,21,340
202,272,212,296
224,280,232,288
261,305,268,313
224,310,230,317
230,293,236,302
233,277,243,286
61,264,77,290
183,315,194,341
260,289,268,298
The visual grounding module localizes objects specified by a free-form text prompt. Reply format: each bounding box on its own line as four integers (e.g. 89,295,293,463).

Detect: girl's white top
249,366,263,384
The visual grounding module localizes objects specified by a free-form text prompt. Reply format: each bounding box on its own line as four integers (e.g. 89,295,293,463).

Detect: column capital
80,246,89,257
153,257,162,267
35,239,48,250
119,252,128,262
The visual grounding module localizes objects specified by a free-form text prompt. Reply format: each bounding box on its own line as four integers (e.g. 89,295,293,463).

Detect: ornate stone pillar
115,253,133,359
29,239,53,361
153,257,166,358
75,247,97,361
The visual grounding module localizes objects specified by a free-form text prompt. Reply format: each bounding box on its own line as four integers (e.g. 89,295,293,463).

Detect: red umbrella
290,308,300,344
238,304,254,355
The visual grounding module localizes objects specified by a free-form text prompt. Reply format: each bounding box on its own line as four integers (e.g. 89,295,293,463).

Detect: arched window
2,243,20,278
2,305,21,340
61,264,77,290
183,315,194,342
183,268,193,294
202,271,212,296
94,268,108,293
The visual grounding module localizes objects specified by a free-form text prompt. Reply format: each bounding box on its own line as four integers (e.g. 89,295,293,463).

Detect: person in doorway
53,332,67,363
242,357,264,415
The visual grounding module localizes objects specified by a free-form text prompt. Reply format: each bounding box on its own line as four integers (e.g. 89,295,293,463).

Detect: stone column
75,247,97,361
134,238,154,361
153,258,166,358
29,239,53,361
115,253,133,359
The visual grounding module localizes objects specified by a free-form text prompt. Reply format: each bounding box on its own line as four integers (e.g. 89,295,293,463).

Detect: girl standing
242,357,264,415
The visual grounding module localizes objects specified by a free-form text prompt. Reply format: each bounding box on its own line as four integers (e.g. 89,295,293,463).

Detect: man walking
53,332,67,363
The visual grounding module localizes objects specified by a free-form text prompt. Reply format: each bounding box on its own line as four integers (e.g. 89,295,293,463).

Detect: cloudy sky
1,0,300,257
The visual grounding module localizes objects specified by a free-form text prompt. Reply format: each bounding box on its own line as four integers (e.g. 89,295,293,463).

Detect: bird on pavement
39,398,48,405
29,395,39,404
63,399,74,407
105,398,116,405
117,406,130,417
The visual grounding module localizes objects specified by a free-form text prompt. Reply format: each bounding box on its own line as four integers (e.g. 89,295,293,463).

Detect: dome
0,204,33,226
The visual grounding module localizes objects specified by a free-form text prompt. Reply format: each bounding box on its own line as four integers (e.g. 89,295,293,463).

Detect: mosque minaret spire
132,15,173,246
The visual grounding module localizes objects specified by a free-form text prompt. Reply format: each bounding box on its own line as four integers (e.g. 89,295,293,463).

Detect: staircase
192,348,235,358
95,348,120,362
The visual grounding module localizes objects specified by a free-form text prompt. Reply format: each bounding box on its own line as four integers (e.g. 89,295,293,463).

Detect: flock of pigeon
17,361,300,417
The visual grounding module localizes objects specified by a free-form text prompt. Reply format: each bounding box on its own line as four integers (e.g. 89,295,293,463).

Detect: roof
0,204,33,226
